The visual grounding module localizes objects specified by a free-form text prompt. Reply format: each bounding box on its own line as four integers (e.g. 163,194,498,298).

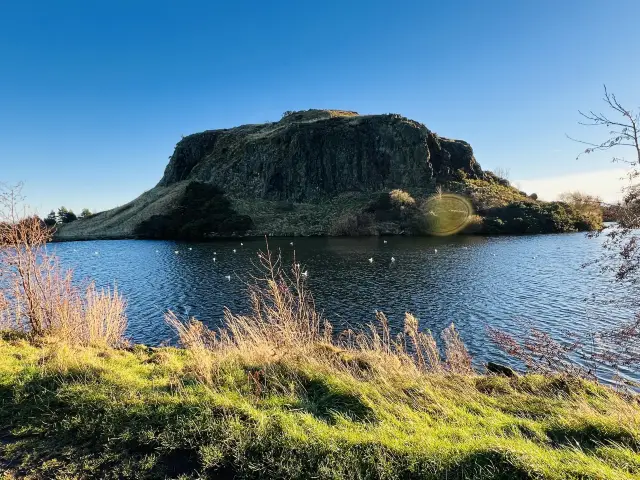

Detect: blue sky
1,0,639,213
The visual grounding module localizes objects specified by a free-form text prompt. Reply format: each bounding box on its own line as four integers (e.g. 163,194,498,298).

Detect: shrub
135,182,253,239
558,191,603,230
454,168,468,181
166,246,472,378
365,191,418,226
481,201,599,234
456,178,530,212
389,189,416,207
57,206,77,224
329,212,376,236
0,186,126,345
460,214,483,233
274,201,296,212
412,193,474,236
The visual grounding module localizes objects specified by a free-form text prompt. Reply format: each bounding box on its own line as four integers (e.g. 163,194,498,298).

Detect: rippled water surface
53,234,635,375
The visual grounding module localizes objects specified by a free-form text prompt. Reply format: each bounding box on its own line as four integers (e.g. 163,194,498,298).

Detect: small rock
486,361,517,377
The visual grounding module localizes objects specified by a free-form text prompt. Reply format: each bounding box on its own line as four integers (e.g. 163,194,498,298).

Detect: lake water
53,234,636,379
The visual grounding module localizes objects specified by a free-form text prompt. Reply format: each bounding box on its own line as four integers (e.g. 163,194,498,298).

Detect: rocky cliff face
158,110,483,201
54,110,491,241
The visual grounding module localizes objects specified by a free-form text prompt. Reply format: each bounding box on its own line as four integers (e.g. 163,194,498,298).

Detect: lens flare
421,193,474,236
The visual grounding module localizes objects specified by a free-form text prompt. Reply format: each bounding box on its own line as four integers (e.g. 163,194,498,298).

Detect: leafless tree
567,86,640,284
568,85,640,166
492,167,511,183
490,88,640,386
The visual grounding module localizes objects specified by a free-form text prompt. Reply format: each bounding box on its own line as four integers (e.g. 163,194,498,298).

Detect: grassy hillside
230,176,603,237
1,335,639,479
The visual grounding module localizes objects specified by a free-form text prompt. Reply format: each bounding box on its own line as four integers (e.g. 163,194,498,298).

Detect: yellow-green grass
1,335,639,479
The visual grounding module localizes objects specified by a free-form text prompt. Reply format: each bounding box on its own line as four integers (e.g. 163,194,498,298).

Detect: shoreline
50,229,591,243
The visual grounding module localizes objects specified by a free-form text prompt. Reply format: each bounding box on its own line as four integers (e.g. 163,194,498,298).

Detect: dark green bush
57,207,77,224
481,201,599,234
366,191,418,225
44,210,57,227
134,182,253,240
274,201,296,212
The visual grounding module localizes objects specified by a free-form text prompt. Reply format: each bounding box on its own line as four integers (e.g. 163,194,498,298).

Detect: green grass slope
1,336,638,479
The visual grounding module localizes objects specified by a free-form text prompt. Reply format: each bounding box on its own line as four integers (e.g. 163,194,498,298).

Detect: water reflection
52,234,635,379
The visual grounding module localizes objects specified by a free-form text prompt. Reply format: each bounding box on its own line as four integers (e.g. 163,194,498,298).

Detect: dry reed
166,244,473,382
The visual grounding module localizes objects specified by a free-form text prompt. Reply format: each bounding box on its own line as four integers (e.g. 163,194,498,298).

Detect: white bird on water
213,257,216,262
434,249,438,254
174,250,179,254
213,251,217,255
233,249,236,253
225,275,231,281
302,271,308,277
94,251,99,255
391,257,395,262
383,240,387,244
368,257,373,263
188,247,192,251
240,243,243,246
155,250,159,253
290,242,294,246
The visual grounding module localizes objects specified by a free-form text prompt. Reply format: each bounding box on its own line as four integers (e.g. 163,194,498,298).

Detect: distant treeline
43,207,93,226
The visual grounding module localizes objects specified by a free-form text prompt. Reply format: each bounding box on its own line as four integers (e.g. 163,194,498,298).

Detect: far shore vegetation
1,181,640,479
43,206,94,227
48,172,605,241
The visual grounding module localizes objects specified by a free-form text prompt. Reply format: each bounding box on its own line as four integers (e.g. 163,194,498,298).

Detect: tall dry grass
166,244,472,382
0,184,126,346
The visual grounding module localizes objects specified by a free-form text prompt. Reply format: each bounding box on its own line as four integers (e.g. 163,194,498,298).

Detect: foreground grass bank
1,335,640,479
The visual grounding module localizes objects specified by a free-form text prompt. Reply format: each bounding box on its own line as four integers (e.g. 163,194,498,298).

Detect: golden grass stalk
166,244,472,383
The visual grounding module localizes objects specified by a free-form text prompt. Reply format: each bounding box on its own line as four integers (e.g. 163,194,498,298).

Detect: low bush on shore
450,178,604,233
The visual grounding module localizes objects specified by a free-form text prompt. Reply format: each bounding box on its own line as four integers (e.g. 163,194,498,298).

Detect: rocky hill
157,110,483,200
54,110,600,240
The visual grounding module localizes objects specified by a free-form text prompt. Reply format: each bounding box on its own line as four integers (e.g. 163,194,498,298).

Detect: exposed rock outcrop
157,110,482,201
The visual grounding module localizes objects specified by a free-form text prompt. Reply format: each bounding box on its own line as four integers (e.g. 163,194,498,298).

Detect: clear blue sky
2,0,639,212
